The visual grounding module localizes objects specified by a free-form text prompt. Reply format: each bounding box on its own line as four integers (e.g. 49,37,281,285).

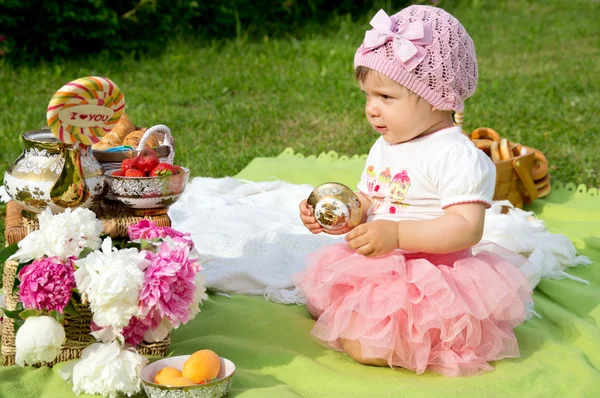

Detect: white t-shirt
357,126,496,222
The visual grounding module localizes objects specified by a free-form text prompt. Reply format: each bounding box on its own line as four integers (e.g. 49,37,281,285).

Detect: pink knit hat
354,5,478,112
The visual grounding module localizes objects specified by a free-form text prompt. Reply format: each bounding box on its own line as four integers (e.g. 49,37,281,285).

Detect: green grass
1,0,599,248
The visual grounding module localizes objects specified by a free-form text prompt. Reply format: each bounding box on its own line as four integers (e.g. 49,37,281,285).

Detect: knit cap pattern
354,5,478,112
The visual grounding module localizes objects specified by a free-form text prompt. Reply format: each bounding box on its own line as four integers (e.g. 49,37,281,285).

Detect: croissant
92,132,122,150
92,141,113,151
111,112,136,140
123,128,159,148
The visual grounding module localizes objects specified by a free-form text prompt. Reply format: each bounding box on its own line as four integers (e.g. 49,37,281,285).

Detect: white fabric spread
1,181,591,305
167,178,343,304
166,178,591,304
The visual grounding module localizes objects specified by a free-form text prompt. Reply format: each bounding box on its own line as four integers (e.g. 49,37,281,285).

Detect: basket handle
512,158,538,202
137,124,175,164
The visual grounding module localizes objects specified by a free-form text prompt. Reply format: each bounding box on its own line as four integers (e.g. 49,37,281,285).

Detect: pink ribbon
362,9,432,71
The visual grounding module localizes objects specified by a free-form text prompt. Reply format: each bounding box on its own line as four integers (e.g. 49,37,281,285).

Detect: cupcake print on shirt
387,170,411,214
388,171,411,202
374,167,392,194
365,165,377,193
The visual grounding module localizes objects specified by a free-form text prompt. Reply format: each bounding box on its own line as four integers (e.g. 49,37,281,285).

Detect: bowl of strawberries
104,148,189,215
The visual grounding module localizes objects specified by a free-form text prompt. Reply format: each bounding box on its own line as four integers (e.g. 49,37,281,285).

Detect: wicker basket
492,142,538,208
92,124,175,173
455,112,539,209
1,200,172,367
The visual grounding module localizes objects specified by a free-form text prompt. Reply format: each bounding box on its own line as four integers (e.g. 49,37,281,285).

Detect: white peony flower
59,340,148,398
74,237,149,330
10,207,103,263
143,317,173,343
189,272,209,321
9,229,46,263
91,327,125,344
15,315,66,366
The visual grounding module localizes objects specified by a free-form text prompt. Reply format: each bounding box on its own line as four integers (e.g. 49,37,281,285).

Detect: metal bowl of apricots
140,349,235,398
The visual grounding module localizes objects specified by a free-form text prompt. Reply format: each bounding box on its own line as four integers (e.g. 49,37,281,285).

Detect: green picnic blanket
1,148,598,397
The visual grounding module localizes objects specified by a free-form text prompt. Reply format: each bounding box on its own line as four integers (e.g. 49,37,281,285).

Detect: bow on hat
362,9,432,71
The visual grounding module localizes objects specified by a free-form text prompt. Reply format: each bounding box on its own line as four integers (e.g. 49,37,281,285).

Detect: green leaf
63,299,80,317
124,242,142,250
78,247,95,259
13,318,24,335
1,301,24,320
140,239,155,251
0,307,21,319
19,308,42,319
48,310,64,324
0,244,19,264
111,237,128,250
71,290,82,303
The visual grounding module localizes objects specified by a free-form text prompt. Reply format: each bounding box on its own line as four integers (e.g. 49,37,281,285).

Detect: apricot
164,377,197,387
154,366,183,385
182,349,221,383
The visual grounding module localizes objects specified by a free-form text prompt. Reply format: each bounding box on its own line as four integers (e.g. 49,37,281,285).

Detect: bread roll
490,141,502,162
531,150,549,181
537,182,551,198
499,138,512,160
471,127,501,142
472,139,492,150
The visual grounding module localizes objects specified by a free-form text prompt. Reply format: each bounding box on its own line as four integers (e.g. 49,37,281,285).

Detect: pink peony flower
18,256,75,313
122,316,150,347
128,220,194,250
138,240,201,329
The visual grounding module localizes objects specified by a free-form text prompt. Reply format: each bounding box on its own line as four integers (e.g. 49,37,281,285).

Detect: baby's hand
299,199,323,234
345,220,399,257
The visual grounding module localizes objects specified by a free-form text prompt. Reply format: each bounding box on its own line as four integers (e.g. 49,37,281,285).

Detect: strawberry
136,148,160,174
121,158,137,171
150,163,177,177
111,169,126,176
125,168,146,177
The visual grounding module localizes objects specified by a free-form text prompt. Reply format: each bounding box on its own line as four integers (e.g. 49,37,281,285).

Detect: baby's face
359,71,436,144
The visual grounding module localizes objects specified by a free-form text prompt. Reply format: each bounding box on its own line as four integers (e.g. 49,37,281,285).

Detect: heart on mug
79,114,88,120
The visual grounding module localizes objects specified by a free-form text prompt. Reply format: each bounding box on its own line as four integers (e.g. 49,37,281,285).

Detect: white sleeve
432,143,496,209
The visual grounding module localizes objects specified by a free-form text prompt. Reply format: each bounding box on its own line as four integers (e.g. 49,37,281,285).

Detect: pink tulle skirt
294,242,533,377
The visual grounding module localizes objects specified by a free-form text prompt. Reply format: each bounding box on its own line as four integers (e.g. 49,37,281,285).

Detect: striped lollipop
46,76,125,146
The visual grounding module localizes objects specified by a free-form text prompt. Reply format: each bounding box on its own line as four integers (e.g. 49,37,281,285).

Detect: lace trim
279,147,368,162
551,181,599,198
278,148,599,200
